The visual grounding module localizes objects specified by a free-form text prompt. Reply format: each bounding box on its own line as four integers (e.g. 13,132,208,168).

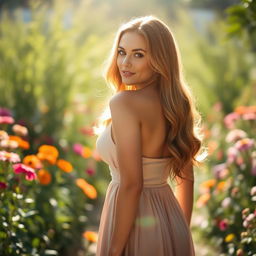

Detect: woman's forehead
119,31,147,51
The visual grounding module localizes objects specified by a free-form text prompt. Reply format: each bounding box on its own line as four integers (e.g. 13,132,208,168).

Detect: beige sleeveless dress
95,123,195,256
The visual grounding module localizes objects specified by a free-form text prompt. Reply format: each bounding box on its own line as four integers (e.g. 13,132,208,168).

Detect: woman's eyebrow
118,46,146,52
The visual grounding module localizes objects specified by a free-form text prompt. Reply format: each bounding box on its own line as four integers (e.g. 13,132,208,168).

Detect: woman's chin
122,80,134,85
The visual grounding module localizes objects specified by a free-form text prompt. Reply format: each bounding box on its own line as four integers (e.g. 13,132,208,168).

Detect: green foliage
225,0,256,51
196,19,253,114
0,0,111,149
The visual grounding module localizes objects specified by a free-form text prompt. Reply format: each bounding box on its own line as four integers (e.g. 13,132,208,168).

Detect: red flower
0,181,7,189
218,219,229,231
13,163,37,181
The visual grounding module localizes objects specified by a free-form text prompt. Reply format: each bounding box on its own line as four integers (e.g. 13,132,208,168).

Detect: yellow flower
225,233,235,243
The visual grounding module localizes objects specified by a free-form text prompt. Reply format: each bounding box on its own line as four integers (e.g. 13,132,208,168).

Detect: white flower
250,186,256,196
221,197,231,208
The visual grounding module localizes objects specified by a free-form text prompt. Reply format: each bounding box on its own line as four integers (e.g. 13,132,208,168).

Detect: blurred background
0,0,255,255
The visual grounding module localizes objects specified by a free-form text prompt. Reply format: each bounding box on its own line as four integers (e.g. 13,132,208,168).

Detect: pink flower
242,112,256,120
224,112,240,129
80,127,94,136
0,116,14,124
246,213,255,222
13,163,37,181
73,143,84,155
0,108,12,117
0,181,7,189
227,147,239,163
225,129,247,143
218,219,229,231
235,138,254,152
25,170,37,181
85,167,96,176
213,163,227,179
242,208,250,219
0,151,20,163
243,213,255,228
243,219,249,228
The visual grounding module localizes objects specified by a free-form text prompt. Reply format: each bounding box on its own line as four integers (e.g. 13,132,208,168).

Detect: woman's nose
122,55,132,67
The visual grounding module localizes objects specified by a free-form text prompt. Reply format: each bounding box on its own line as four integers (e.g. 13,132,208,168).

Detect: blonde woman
95,15,205,256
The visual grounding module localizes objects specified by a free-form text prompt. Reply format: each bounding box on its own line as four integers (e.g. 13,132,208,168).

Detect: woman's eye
117,50,144,58
135,52,144,58
118,50,125,55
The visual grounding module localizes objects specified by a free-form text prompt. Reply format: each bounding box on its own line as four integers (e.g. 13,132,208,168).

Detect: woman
95,15,205,256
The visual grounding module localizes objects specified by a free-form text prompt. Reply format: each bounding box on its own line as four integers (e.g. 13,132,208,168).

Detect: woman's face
117,31,155,86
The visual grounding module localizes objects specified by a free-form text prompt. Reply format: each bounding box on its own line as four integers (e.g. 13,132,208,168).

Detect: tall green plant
0,0,111,148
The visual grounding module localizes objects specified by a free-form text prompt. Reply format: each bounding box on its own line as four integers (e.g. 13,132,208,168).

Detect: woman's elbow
120,181,143,194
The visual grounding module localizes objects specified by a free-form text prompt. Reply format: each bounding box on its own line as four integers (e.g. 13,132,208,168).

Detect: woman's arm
174,161,194,227
108,92,143,256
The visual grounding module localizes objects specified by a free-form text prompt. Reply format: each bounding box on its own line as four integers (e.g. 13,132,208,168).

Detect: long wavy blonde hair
95,15,206,181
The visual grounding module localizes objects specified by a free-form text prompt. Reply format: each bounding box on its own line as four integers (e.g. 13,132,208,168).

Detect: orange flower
92,149,102,161
83,231,98,243
76,178,97,199
19,140,29,149
37,145,59,165
37,169,51,185
207,140,218,155
57,159,73,173
23,155,42,169
8,135,30,149
196,193,211,208
37,152,57,165
234,106,248,115
202,128,211,139
235,106,256,114
38,145,59,158
9,135,23,143
200,179,216,190
81,147,92,158
216,181,227,192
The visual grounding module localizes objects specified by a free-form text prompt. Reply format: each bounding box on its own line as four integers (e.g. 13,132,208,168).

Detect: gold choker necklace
126,83,155,91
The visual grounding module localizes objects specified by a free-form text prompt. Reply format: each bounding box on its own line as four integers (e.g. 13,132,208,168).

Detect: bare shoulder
109,91,142,113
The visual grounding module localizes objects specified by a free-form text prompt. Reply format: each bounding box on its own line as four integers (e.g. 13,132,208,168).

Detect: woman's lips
121,71,135,78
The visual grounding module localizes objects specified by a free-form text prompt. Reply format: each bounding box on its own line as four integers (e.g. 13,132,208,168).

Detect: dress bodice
95,123,171,187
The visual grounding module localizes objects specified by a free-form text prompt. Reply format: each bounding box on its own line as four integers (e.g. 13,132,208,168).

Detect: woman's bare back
111,85,170,158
